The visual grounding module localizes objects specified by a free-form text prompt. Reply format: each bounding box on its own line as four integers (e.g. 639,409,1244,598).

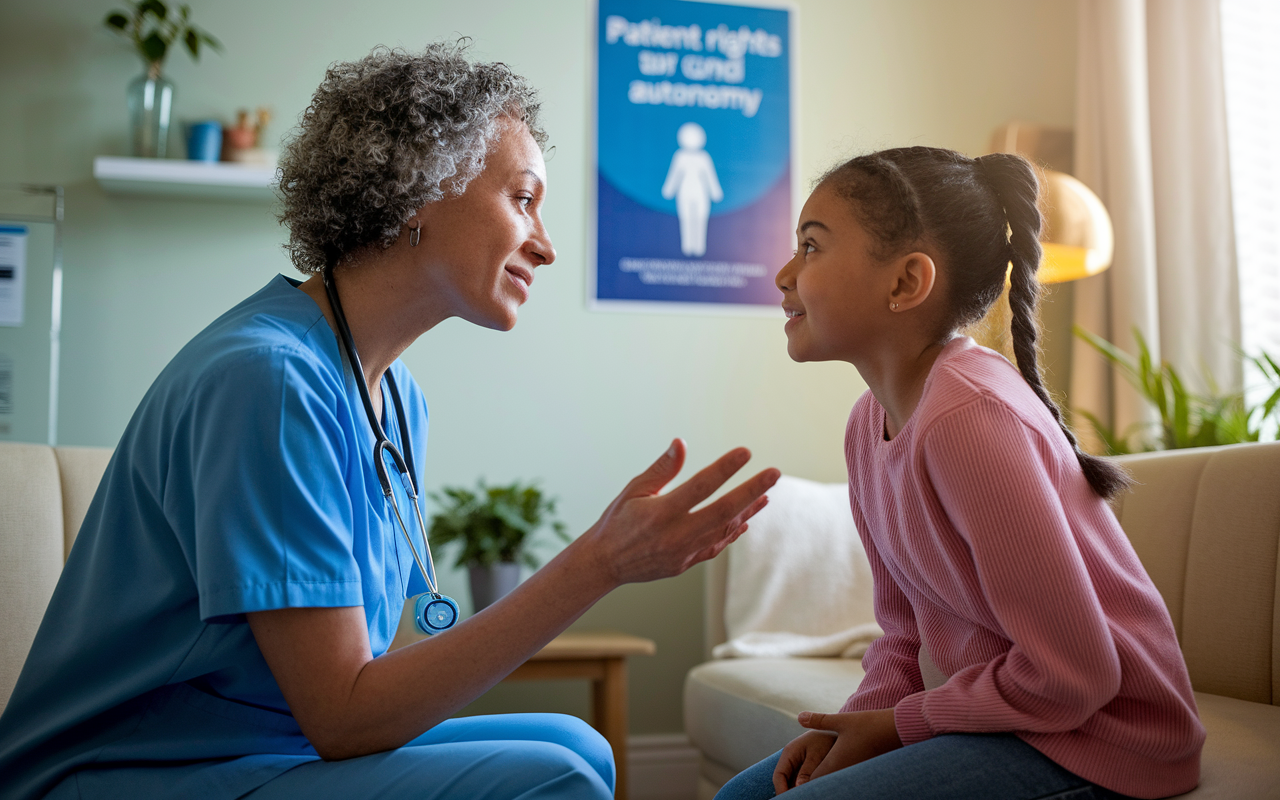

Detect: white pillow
713,475,882,659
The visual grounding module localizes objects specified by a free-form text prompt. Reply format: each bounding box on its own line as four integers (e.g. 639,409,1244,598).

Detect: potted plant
104,1,222,157
428,481,570,611
1074,325,1280,454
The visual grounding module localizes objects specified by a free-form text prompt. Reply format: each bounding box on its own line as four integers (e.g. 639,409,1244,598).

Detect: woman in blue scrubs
0,43,779,799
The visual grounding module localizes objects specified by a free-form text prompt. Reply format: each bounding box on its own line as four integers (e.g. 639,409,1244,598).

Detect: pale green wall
0,0,1076,734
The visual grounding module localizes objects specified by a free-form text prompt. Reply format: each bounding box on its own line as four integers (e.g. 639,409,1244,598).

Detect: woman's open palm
582,439,779,585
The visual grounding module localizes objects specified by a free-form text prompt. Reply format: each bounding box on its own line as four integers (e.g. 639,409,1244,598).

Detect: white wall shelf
93,156,276,202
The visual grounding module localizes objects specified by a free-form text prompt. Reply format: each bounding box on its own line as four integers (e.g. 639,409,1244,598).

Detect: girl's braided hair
822,146,1130,500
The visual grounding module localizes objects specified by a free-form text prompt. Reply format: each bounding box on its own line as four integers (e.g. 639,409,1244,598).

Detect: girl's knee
715,750,782,800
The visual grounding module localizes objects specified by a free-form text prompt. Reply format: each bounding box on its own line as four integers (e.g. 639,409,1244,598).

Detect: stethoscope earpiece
322,268,459,634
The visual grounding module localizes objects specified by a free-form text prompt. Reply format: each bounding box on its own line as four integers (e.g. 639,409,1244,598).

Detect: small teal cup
187,121,222,162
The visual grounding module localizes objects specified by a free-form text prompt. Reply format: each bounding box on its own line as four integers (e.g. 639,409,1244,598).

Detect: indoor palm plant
1073,326,1280,455
428,481,570,611
104,1,222,157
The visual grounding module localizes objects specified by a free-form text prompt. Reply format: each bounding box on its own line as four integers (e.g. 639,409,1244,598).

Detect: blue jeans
715,734,1137,800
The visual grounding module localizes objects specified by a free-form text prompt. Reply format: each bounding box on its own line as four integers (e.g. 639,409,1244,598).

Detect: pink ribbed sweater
840,338,1204,799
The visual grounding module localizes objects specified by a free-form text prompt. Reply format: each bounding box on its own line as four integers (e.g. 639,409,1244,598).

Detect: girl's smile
783,305,805,333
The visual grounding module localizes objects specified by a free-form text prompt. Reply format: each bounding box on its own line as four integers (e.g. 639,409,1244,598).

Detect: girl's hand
772,709,903,793
772,730,837,793
577,439,780,586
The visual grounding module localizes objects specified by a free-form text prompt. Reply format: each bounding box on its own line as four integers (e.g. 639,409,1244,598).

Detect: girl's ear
887,251,936,312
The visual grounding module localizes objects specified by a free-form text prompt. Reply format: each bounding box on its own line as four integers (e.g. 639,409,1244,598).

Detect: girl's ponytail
974,153,1131,500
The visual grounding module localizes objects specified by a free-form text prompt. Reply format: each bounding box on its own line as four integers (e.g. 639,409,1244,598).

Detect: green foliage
1073,325,1280,454
104,1,222,70
1253,350,1280,426
428,481,570,570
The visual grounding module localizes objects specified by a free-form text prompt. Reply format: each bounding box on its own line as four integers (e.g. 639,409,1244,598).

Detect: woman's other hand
772,709,902,793
578,439,780,586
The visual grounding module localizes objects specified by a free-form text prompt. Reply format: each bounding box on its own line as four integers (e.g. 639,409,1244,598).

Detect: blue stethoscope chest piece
415,592,460,635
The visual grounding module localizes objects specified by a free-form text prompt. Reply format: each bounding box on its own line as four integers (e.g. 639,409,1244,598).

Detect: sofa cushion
715,476,881,659
53,446,114,556
1115,443,1280,705
1194,691,1280,799
0,443,65,713
685,655,1280,798
684,657,864,773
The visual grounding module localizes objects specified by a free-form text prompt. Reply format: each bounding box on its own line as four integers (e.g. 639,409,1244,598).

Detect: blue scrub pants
247,713,614,800
52,713,612,800
715,734,1138,800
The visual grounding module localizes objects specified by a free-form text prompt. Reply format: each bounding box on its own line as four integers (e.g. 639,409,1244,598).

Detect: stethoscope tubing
321,268,443,599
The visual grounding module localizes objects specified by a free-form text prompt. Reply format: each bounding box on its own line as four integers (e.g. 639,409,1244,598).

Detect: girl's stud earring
408,220,422,247
890,302,899,311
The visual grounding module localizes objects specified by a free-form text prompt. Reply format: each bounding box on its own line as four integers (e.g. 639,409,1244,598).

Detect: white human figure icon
661,122,724,257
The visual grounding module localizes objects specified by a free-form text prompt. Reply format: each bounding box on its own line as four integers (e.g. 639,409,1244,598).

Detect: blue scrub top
0,275,432,799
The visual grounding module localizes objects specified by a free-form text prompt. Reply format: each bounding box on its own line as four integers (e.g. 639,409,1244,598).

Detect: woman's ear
887,251,936,312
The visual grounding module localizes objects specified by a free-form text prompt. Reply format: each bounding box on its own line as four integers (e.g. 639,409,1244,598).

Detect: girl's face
775,183,894,363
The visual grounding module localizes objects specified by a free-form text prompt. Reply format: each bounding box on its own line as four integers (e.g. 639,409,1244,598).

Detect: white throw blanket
713,475,882,659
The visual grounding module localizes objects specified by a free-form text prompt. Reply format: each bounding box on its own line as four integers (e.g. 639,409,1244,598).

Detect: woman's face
775,183,893,364
416,117,555,331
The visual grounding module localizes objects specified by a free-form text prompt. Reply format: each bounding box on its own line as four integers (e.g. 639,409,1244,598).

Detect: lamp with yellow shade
966,168,1114,364
1039,169,1114,284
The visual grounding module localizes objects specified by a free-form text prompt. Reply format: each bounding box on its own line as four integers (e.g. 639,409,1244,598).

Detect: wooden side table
504,631,656,800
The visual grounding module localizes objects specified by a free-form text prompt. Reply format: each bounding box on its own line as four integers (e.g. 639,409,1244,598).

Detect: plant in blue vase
104,1,222,158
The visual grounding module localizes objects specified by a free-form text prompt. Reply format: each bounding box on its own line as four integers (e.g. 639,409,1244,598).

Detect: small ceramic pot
468,562,521,611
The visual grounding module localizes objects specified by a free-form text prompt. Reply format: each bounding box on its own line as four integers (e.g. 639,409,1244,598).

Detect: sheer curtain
1069,0,1240,449
1221,0,1280,416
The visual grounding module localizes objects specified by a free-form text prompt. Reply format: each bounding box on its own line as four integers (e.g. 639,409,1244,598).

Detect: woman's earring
408,220,421,247
890,302,899,311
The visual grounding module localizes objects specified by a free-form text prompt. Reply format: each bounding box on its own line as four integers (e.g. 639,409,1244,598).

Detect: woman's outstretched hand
772,709,902,793
249,438,777,762
579,439,780,586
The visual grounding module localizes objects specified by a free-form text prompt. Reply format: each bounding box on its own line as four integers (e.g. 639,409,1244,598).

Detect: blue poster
592,0,794,312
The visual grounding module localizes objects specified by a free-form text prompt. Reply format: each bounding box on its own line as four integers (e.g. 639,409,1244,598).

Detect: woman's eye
804,243,816,255
517,195,534,208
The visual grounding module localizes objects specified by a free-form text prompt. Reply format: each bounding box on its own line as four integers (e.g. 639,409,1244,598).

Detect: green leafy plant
428,481,570,570
104,1,222,75
1073,325,1280,454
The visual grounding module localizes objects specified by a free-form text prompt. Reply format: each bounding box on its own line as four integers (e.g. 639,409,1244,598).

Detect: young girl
717,147,1204,800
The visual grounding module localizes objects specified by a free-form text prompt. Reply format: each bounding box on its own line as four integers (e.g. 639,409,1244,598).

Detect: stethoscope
322,268,459,636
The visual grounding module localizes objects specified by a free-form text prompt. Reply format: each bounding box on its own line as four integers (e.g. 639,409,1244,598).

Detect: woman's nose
528,224,556,266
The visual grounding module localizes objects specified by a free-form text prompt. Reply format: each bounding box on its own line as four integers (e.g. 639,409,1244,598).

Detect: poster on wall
0,225,28,327
591,0,795,314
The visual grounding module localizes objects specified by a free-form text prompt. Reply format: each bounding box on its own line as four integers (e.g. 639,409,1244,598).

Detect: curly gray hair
277,42,547,273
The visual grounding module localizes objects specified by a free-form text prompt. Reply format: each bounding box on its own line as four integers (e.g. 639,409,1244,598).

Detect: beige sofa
0,442,113,713
685,443,1280,799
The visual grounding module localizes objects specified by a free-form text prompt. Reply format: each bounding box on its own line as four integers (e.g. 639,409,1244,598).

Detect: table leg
591,657,629,800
